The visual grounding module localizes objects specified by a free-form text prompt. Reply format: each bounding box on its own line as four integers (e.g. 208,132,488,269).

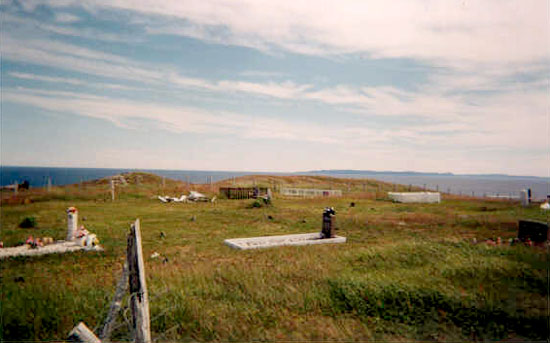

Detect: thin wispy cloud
1,0,548,175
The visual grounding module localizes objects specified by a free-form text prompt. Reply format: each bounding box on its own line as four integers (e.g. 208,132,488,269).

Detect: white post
520,189,529,207
13,181,18,195
66,207,78,241
111,179,115,201
47,177,52,192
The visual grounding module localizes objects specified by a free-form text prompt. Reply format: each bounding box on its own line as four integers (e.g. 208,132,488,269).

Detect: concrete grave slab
224,232,346,250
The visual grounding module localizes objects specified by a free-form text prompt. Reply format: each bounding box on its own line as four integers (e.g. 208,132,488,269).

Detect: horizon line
1,165,548,179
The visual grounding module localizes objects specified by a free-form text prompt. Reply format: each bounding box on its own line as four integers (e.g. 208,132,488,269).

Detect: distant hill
302,170,546,180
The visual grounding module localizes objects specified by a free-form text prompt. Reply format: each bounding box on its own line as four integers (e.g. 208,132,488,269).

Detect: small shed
219,187,269,199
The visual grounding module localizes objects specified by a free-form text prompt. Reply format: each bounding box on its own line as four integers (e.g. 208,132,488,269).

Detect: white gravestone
66,207,78,241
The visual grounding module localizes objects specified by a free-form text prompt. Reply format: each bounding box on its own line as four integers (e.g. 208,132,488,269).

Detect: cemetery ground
0,173,548,341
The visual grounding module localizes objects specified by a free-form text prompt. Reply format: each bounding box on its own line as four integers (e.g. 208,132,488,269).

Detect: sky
1,0,549,176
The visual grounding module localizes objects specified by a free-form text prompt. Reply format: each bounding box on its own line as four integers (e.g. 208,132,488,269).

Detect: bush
248,196,272,208
19,217,37,228
250,199,263,208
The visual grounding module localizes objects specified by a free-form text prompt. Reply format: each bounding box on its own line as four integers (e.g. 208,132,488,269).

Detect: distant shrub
248,197,272,208
19,216,37,228
250,199,263,208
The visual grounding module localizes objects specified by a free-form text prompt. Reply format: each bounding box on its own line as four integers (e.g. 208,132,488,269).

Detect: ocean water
308,172,550,201
0,166,280,188
1,166,549,200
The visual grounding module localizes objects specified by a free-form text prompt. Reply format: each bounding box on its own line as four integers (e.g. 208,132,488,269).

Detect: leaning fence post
127,219,151,343
100,262,130,341
68,322,101,343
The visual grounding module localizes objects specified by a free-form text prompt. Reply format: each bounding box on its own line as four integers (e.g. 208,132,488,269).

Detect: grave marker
66,207,78,241
518,220,549,243
520,189,529,207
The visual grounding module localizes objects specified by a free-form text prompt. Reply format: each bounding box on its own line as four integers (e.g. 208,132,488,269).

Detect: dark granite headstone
322,207,336,238
518,220,549,243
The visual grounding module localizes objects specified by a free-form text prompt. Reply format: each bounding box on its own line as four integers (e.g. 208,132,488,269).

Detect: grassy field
0,173,548,341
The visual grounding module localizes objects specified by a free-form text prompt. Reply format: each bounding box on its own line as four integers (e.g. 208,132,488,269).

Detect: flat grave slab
224,232,346,250
0,241,103,259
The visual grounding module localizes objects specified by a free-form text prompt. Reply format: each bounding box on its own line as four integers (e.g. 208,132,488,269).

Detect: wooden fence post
127,219,151,343
111,179,115,201
68,322,101,343
100,262,130,341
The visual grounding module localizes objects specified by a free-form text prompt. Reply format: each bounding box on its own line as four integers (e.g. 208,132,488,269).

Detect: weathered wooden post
68,322,101,343
13,181,18,195
47,177,52,192
100,262,129,341
110,179,115,201
162,177,166,189
127,219,151,343
66,207,78,241
68,219,151,343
